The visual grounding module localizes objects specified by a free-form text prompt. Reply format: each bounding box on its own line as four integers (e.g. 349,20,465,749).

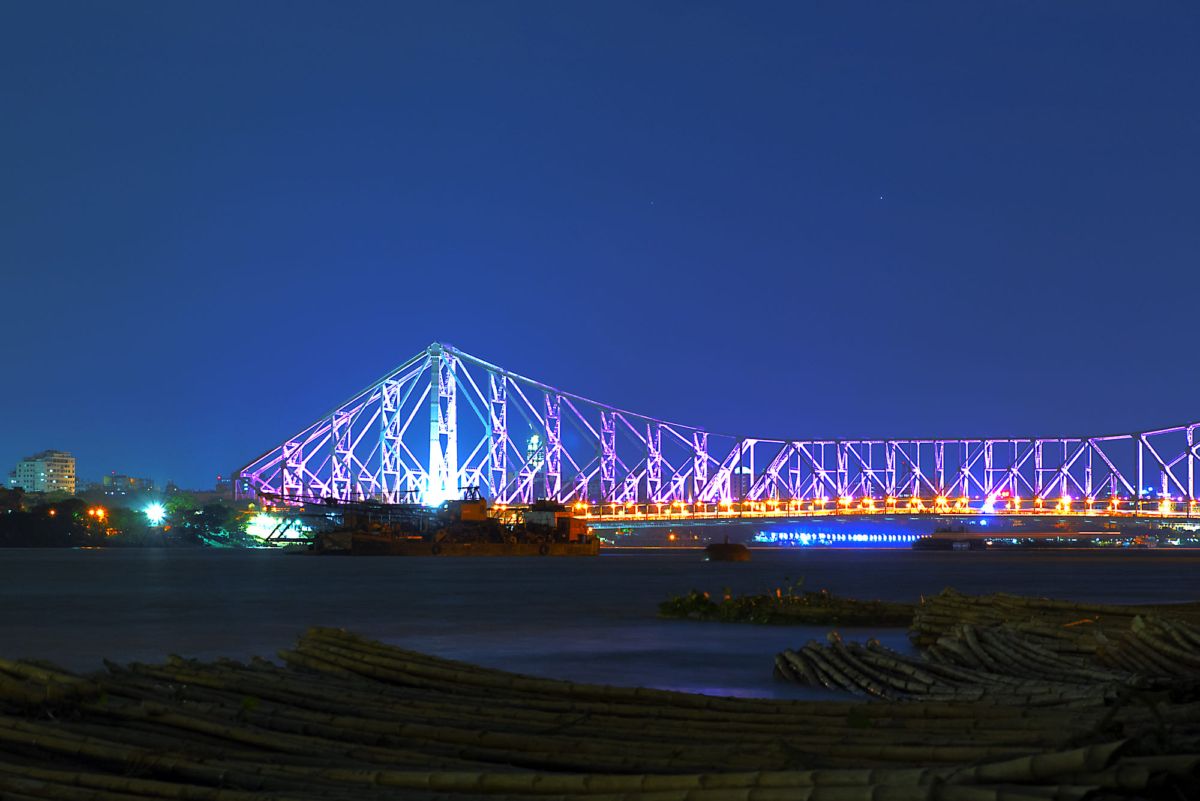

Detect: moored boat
703,536,751,561
309,495,599,557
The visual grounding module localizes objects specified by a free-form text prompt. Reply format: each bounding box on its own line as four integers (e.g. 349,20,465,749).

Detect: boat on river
912,527,989,551
703,536,751,561
309,495,599,557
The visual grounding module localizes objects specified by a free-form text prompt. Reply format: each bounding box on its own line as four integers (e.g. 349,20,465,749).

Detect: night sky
3,2,1198,490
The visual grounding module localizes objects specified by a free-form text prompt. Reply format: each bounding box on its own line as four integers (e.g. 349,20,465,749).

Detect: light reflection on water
0,547,1196,699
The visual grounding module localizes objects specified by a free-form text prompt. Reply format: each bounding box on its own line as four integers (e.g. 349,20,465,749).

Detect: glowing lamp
145,504,166,525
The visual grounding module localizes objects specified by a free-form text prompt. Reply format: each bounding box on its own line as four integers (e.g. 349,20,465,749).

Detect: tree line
0,488,261,547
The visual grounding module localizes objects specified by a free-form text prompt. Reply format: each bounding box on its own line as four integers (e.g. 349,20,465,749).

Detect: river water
2,547,1197,699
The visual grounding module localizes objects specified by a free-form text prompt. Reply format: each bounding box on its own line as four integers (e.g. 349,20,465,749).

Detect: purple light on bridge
236,343,1200,523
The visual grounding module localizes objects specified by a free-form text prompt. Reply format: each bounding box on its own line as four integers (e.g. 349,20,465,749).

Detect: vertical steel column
1084,441,1093,499
545,394,561,500
692,432,708,500
1011,439,1020,497
1034,440,1044,498
934,442,945,495
1189,426,1195,502
860,441,872,497
815,442,832,498
427,345,458,504
836,441,848,497
1060,439,1070,498
281,440,302,500
1137,436,1144,504
600,411,616,502
488,373,507,500
959,440,970,497
984,441,994,495
735,437,746,503
428,349,442,502
913,442,922,499
331,410,353,500
788,445,802,499
885,442,897,497
746,440,754,500
380,380,399,503
646,423,662,502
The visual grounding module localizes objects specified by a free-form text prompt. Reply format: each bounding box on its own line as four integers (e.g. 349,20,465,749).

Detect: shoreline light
145,504,166,525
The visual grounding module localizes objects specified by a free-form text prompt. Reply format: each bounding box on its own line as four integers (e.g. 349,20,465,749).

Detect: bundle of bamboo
909,589,1200,647
777,590,1200,708
2,630,1197,800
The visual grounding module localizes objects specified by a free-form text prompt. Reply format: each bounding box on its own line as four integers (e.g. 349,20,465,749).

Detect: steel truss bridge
236,342,1199,526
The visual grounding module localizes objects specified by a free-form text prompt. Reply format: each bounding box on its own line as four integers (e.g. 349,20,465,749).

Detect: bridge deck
575,501,1195,530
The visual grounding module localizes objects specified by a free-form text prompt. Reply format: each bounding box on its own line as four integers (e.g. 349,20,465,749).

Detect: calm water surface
1,548,1196,699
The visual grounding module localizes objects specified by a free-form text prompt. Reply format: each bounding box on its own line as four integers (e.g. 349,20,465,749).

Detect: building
7,450,76,494
102,474,155,493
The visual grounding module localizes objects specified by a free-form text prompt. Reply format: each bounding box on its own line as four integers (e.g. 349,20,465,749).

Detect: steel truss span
236,342,1200,520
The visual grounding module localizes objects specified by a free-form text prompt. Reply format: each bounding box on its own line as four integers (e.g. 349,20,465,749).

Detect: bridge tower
427,343,458,505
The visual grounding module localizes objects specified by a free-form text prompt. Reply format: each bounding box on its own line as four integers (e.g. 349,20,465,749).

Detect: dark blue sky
3,2,1198,489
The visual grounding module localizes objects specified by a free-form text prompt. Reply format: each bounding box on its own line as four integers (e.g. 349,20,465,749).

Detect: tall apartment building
7,450,76,494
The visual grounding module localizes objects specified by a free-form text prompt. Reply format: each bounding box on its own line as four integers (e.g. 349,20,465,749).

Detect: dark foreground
2,627,1197,800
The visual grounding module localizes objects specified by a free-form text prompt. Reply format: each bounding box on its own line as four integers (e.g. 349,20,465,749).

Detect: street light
145,504,166,525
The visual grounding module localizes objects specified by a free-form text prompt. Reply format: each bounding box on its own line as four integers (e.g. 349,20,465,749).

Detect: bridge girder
236,342,1200,513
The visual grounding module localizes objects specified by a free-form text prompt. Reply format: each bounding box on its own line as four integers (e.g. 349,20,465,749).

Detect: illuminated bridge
236,342,1199,528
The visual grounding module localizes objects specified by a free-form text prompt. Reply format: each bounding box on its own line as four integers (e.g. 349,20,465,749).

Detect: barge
309,494,599,557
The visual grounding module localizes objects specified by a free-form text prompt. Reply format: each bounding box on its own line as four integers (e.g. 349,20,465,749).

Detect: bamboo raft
775,590,1200,708
1,628,1198,800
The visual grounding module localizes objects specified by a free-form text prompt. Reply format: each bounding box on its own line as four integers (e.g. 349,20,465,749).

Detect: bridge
236,342,1199,526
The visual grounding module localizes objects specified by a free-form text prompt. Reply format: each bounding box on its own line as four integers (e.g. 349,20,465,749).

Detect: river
1,547,1196,698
